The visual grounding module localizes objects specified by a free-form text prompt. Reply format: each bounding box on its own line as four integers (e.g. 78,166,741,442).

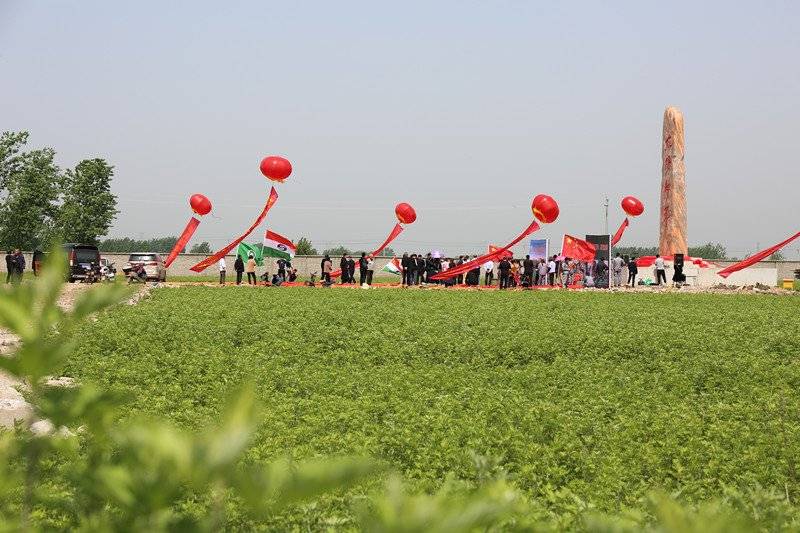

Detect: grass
63,287,800,529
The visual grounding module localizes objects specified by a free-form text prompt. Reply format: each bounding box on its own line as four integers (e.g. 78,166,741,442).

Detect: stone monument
660,106,687,256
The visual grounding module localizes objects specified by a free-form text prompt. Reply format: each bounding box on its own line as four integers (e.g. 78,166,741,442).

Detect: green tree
323,246,350,257
99,236,182,253
58,158,118,245
295,236,317,255
190,241,212,254
688,242,727,259
0,131,29,189
0,146,60,249
768,251,785,261
613,245,658,258
382,247,396,257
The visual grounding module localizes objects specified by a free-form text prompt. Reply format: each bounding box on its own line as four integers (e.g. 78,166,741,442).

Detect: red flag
189,187,279,272
488,244,513,259
330,223,405,278
430,220,540,281
561,234,596,261
165,217,200,268
717,231,800,278
611,217,629,246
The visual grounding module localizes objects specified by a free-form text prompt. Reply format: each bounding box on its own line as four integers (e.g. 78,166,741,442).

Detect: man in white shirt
547,257,557,286
611,253,625,287
218,257,227,285
654,254,667,285
483,260,494,286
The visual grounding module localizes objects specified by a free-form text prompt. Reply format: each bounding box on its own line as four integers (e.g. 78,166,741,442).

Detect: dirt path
0,283,149,429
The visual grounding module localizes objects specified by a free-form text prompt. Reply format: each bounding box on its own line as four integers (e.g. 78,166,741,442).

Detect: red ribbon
611,217,629,246
718,230,800,278
189,187,279,273
165,217,201,268
331,223,404,278
430,220,541,281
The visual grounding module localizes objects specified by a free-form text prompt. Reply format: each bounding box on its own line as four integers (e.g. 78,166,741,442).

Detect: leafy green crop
52,286,800,530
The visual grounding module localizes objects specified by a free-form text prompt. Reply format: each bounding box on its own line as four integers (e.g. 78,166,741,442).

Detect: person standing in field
498,257,511,289
358,252,368,286
347,256,356,284
547,256,557,286
655,254,667,285
277,258,287,281
401,253,410,286
245,253,257,285
537,258,548,286
322,254,332,284
523,255,534,286
4,251,13,284
483,259,494,286
234,254,244,285
339,255,348,284
218,256,227,285
14,250,25,284
365,256,375,286
416,254,425,285
627,256,638,287
611,253,624,287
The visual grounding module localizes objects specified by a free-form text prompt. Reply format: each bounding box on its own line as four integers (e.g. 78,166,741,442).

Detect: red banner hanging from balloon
717,230,800,278
330,223,405,278
165,217,201,268
189,187,279,272
611,217,629,246
430,220,541,281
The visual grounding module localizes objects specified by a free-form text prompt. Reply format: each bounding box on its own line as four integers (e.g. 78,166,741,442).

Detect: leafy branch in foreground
0,249,382,530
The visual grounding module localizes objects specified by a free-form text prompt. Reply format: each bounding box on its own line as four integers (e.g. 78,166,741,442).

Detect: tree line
0,131,118,250
614,242,784,261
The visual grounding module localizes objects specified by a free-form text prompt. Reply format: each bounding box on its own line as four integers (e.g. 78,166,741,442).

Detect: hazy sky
2,1,798,258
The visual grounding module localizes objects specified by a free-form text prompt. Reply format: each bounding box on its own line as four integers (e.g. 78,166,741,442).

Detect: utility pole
604,196,609,236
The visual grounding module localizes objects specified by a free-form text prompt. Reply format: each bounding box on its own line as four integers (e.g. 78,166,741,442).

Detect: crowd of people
213,250,671,289
392,252,663,289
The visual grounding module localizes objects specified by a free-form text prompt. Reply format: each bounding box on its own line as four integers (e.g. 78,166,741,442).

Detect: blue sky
1,1,798,257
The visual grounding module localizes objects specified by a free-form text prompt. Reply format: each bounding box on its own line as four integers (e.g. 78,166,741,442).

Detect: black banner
585,234,610,288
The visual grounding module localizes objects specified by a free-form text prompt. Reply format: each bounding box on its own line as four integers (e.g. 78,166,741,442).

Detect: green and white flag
381,257,403,275
263,230,296,261
237,242,264,266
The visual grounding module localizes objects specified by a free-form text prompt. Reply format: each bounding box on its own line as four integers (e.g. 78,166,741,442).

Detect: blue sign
529,239,548,259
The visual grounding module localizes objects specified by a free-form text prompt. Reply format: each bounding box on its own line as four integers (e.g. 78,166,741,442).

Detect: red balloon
259,156,292,182
189,194,212,216
621,196,645,217
395,202,417,224
531,194,559,224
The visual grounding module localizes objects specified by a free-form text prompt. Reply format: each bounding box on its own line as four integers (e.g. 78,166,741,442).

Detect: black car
62,244,101,282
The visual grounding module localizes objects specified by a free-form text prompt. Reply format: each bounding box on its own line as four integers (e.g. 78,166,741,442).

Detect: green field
61,287,800,529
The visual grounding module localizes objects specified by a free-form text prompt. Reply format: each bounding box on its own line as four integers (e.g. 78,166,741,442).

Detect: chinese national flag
488,244,513,259
561,234,596,261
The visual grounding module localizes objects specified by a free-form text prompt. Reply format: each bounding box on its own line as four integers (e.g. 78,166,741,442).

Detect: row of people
397,253,648,288
217,255,297,286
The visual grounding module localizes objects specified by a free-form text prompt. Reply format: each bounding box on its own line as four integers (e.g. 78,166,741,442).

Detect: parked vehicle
124,253,167,282
62,244,101,282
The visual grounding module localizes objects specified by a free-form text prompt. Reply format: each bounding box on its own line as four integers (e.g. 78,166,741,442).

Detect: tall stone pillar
660,106,687,256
